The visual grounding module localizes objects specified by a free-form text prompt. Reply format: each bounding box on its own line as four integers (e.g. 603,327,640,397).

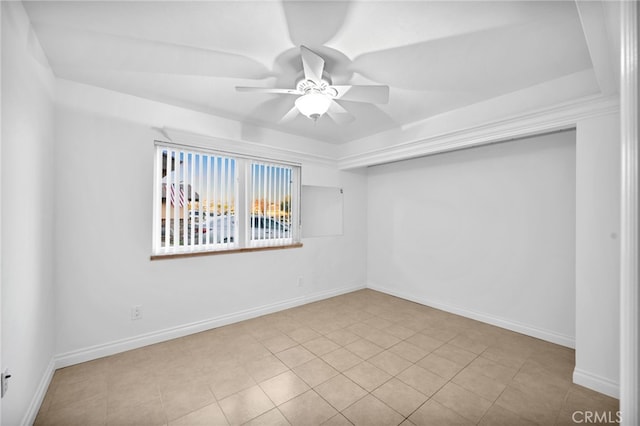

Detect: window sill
150,242,303,261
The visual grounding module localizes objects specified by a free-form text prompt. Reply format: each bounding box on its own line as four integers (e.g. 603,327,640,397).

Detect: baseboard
368,283,576,348
574,368,620,399
55,284,365,368
21,357,56,426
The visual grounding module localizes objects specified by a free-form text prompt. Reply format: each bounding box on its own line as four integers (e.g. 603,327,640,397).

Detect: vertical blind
153,143,300,255
250,162,294,246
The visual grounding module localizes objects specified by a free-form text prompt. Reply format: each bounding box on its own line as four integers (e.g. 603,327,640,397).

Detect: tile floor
35,290,618,425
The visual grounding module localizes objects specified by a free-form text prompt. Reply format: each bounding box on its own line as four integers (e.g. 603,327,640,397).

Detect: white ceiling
23,1,609,145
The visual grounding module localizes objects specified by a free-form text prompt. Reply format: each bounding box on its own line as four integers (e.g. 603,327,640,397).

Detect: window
152,142,301,257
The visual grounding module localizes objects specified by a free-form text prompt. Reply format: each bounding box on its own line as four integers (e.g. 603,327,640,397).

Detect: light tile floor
35,290,618,425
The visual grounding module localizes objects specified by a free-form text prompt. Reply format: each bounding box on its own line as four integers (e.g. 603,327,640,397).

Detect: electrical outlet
131,305,142,320
1,369,11,398
297,277,304,287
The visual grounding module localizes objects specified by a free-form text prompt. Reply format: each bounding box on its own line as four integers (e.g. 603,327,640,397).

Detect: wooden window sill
150,242,303,260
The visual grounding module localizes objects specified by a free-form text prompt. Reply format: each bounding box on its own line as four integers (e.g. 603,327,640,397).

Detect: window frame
151,141,302,259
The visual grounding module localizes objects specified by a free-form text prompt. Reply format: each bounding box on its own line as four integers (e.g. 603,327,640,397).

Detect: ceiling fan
236,46,390,124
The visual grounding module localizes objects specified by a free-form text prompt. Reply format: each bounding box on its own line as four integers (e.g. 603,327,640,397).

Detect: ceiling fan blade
300,46,325,83
279,105,300,123
331,85,390,104
236,87,302,95
30,23,272,79
282,1,352,47
350,13,589,92
244,97,298,126
326,101,354,125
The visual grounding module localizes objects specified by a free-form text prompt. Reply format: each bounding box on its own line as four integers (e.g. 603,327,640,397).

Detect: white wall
52,85,367,363
367,131,577,346
574,112,620,397
1,2,57,425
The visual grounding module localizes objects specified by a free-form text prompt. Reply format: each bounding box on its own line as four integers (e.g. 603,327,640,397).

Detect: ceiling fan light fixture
237,46,389,125
295,92,331,121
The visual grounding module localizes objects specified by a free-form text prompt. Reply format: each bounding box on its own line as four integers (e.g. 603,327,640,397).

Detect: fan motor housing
295,73,338,98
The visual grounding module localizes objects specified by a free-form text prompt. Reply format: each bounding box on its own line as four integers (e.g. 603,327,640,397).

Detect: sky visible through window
161,150,292,221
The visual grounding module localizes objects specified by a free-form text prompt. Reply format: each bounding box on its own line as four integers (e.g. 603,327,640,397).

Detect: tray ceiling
23,1,606,144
